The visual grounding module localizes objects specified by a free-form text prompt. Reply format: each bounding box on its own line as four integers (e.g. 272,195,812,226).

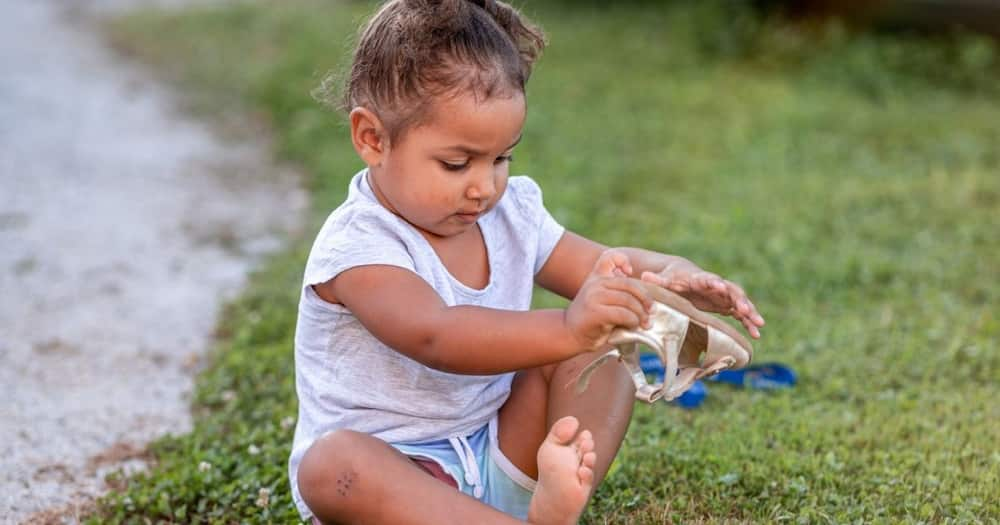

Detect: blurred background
3,0,997,523
760,0,1000,35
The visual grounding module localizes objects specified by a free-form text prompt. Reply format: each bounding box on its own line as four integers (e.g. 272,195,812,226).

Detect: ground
0,1,304,522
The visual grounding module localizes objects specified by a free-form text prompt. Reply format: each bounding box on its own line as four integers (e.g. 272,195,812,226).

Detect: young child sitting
288,1,765,523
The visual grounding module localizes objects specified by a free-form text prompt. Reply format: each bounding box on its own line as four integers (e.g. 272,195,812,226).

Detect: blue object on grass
674,379,707,409
708,363,797,390
638,353,707,409
639,353,663,375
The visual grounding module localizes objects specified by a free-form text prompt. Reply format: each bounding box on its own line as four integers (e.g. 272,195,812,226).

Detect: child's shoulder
318,171,407,234
500,175,548,216
315,205,408,255
303,177,416,289
308,171,415,261
322,197,399,234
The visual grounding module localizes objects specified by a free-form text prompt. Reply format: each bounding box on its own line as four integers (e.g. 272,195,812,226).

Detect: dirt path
0,1,306,522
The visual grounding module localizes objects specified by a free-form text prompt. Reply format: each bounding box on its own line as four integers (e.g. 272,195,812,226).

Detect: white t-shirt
288,170,565,517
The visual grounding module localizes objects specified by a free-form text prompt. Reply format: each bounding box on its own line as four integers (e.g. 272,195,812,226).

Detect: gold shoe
575,281,753,403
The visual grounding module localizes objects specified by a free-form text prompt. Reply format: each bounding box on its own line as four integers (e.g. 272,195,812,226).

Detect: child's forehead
412,91,526,148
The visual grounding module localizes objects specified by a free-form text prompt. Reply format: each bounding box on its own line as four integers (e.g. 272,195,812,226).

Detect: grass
94,1,999,523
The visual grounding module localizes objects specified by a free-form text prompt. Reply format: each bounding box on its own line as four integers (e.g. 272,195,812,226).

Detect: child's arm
536,232,765,338
316,250,653,375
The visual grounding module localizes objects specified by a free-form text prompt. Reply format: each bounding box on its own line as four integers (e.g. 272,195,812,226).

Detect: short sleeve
506,176,565,274
303,205,416,288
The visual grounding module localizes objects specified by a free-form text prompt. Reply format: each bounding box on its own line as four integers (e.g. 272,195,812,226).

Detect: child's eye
440,160,468,171
495,155,514,165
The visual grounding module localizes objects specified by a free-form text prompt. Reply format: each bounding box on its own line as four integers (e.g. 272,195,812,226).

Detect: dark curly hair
319,0,546,144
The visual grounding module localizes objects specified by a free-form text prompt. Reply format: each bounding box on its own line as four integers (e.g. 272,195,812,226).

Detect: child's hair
324,0,546,144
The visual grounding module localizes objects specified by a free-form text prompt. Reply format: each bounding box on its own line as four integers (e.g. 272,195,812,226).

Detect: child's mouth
455,210,482,223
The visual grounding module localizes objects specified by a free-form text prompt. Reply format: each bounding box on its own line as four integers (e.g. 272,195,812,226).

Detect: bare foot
527,416,596,525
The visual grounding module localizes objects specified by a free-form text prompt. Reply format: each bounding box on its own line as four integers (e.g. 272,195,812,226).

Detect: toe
577,435,595,457
548,416,580,445
578,465,594,486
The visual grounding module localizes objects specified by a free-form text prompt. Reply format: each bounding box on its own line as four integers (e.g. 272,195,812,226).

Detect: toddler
289,1,765,523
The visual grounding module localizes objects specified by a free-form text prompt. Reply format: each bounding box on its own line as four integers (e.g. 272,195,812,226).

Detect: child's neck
422,225,490,290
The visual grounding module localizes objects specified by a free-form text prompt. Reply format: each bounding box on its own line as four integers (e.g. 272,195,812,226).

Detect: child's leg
298,425,595,525
499,348,635,491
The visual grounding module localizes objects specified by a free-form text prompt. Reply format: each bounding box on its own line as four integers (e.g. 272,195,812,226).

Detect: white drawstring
448,436,484,498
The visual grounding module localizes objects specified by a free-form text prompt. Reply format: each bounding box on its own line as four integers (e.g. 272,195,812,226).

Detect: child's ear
349,107,388,167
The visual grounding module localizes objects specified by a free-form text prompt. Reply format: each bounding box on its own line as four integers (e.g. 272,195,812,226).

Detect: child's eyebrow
441,134,522,156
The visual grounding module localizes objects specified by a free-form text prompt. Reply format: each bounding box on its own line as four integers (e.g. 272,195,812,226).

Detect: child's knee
298,429,371,519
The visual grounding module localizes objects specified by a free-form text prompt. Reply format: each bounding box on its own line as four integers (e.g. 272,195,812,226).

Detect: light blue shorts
393,416,536,519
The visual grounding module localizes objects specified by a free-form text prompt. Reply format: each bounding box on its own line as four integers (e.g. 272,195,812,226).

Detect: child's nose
466,170,496,202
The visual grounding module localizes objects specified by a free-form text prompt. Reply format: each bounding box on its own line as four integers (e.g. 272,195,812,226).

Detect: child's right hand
564,250,654,353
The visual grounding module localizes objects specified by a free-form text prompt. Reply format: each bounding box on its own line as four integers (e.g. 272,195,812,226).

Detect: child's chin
416,222,467,238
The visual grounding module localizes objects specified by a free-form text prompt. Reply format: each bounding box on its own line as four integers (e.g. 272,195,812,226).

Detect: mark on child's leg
335,469,357,497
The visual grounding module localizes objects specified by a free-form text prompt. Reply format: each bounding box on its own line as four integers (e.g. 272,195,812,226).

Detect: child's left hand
639,262,765,339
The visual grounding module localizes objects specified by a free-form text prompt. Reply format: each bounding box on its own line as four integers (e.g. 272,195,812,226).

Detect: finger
604,277,655,312
599,305,644,329
728,307,762,337
642,270,703,294
667,280,691,293
725,282,751,316
695,274,734,311
698,280,731,310
727,284,764,327
640,271,665,286
594,288,651,326
696,271,723,290
692,273,724,299
663,274,691,293
713,285,732,306
593,250,633,278
738,296,765,326
611,252,634,277
739,315,762,339
748,299,765,326
592,251,619,278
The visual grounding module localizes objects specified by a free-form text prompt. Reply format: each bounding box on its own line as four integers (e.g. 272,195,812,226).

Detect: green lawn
95,1,999,523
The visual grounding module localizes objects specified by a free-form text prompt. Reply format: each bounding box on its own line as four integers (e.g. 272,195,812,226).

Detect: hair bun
400,0,472,33
336,0,546,142
465,0,494,9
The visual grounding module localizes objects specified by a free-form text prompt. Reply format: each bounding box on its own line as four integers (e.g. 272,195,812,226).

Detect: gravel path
0,1,306,522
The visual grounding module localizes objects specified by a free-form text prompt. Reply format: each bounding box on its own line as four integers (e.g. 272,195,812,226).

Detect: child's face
369,91,526,238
